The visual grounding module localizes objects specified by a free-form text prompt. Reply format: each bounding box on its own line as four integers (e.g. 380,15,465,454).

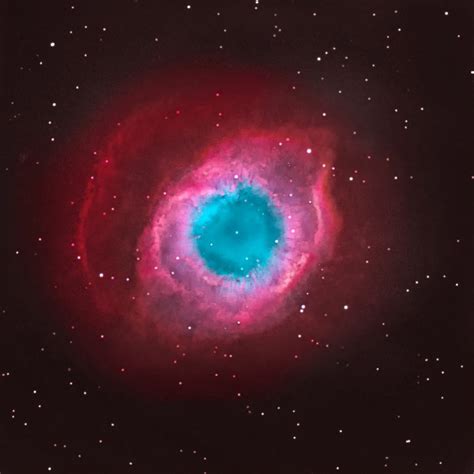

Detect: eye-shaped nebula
134,125,339,339
52,65,399,398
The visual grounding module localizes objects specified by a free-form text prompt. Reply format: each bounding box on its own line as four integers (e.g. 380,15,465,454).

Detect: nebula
191,183,283,279
134,125,339,340
53,66,354,397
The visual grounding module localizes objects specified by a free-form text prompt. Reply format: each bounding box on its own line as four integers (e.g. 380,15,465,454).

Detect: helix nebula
48,65,400,398
6,3,472,472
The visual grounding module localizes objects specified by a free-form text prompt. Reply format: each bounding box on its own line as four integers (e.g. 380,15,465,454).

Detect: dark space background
2,1,473,473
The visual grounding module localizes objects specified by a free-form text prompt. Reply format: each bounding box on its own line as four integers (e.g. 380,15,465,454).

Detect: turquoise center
191,184,283,278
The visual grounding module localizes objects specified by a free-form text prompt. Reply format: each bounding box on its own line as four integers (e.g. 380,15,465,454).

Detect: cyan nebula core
191,184,284,279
